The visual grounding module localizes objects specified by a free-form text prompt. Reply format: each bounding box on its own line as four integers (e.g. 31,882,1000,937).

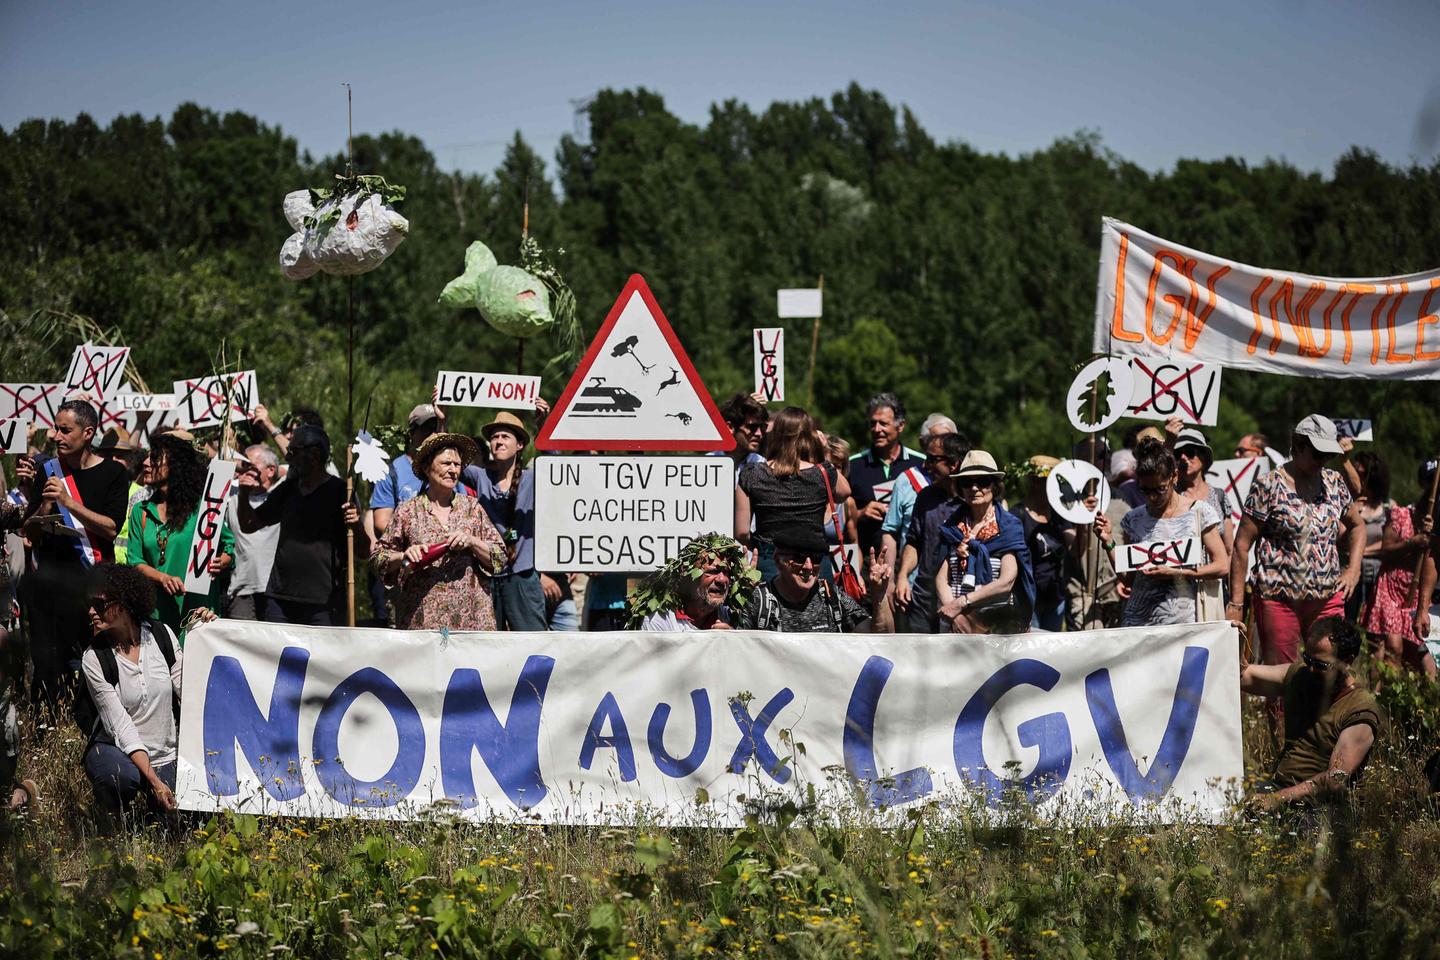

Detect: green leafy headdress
624,534,761,629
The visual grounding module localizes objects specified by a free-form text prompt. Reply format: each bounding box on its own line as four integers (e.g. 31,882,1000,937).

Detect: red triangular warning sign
537,275,733,452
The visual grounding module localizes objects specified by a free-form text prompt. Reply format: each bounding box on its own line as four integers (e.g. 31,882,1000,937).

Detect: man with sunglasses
714,392,769,481
1240,617,1385,810
734,527,891,633
893,433,970,633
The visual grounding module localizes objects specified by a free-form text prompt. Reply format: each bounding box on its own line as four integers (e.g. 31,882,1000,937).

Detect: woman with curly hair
126,431,234,634
80,562,214,827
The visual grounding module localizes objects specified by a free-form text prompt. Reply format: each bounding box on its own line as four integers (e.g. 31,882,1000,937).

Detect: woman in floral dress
373,433,506,630
1365,460,1437,679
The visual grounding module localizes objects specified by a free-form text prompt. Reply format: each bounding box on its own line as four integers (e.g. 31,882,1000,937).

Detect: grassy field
4,662,1439,959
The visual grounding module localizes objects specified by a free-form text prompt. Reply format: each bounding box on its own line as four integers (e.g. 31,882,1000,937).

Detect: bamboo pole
343,82,356,628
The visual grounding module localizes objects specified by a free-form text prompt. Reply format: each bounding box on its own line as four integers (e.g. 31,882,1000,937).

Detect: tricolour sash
43,459,103,566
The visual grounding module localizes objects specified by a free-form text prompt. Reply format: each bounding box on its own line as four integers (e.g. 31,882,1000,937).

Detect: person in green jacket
126,431,234,636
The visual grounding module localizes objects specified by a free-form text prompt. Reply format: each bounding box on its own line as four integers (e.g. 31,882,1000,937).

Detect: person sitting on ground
79,562,215,827
125,431,235,635
627,534,759,631
1240,617,1386,810
933,451,1036,634
373,433,507,631
1096,438,1229,627
734,527,891,633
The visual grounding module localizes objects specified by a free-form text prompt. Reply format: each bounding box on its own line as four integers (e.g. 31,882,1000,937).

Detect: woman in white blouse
80,562,211,824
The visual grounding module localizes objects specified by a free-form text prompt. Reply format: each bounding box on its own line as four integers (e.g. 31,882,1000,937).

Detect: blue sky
3,0,1437,177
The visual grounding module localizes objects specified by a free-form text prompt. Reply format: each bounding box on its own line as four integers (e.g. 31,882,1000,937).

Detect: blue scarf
937,505,1035,612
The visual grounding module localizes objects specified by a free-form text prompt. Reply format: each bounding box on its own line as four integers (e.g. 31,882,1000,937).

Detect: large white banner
177,620,1243,825
1093,217,1440,379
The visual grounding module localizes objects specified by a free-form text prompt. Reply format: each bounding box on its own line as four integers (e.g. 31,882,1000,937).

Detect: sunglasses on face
926,454,959,465
957,478,991,489
1301,651,1336,672
779,552,824,568
88,595,117,612
1139,483,1170,497
1175,448,1203,460
736,421,765,434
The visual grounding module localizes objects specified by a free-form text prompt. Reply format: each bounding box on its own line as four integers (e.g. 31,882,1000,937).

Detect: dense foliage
3,88,1439,494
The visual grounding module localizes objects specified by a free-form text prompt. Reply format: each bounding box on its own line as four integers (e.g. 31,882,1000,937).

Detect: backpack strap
147,619,177,668
96,643,119,689
819,580,846,633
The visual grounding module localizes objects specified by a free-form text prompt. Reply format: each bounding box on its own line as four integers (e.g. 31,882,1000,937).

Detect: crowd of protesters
0,386,1436,827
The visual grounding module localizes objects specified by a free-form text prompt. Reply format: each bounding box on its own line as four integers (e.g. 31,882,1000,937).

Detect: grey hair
917,413,956,442
245,444,280,470
865,392,906,423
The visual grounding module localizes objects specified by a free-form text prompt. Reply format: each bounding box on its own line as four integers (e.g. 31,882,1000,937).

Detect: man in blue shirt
370,403,443,538
880,414,964,584
848,393,925,557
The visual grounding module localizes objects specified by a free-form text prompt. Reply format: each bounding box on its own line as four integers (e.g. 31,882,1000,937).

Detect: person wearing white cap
1228,415,1366,687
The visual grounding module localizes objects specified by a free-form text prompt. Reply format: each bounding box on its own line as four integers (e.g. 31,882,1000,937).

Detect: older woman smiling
373,433,506,631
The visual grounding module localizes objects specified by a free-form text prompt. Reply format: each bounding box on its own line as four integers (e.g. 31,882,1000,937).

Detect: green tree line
3,86,1438,497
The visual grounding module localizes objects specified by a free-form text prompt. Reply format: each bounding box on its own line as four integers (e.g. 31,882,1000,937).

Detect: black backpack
73,620,180,747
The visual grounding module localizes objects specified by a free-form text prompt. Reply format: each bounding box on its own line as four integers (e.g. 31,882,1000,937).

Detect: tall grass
3,663,1438,958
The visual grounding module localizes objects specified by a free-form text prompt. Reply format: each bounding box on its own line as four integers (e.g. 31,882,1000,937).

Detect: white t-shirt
226,488,280,599
640,610,702,632
81,623,183,764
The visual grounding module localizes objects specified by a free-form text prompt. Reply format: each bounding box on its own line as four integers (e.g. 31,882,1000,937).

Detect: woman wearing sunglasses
78,562,214,828
1096,438,1228,627
1228,416,1366,678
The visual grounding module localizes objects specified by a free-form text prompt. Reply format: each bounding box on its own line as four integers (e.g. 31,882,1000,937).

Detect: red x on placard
71,346,128,398
0,384,62,428
1130,360,1204,422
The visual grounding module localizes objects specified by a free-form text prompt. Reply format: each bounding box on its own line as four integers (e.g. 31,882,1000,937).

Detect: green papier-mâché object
437,241,499,309
475,265,554,338
438,241,554,338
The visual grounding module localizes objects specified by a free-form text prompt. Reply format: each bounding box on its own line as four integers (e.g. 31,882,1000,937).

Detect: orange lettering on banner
1266,278,1319,358
1109,233,1143,343
1184,265,1231,350
1416,279,1440,362
1338,284,1376,365
1368,285,1396,366
1384,282,1412,364
1293,282,1327,359
1145,250,1194,345
1317,285,1346,359
1247,276,1274,354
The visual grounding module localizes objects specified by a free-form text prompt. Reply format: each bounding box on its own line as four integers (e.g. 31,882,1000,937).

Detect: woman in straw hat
373,433,506,631
934,450,1035,634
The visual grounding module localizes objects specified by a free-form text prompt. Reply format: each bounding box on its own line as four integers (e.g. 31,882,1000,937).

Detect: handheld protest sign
1047,459,1111,524
183,459,237,595
173,372,258,429
352,431,392,484
0,384,64,430
1205,457,1270,526
0,419,28,455
435,371,542,411
1125,359,1221,427
1332,418,1373,441
1066,358,1133,433
536,275,730,452
63,344,130,403
753,328,784,402
1111,537,1200,574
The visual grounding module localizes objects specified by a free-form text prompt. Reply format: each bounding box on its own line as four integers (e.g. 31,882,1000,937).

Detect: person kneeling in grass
1241,617,1386,810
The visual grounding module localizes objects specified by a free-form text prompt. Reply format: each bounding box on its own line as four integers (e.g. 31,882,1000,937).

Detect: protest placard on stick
753,328,784,402
434,371,542,411
183,459,237,595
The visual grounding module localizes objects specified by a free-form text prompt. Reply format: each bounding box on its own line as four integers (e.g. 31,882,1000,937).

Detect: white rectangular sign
63,343,131,403
435,371,542,411
0,384,65,430
1094,217,1440,380
115,393,179,413
0,419,28,455
1111,536,1201,574
1126,358,1222,426
1206,457,1271,525
777,288,823,319
182,459,236,595
533,455,734,571
176,619,1243,825
173,371,258,428
753,328,784,402
1332,418,1373,441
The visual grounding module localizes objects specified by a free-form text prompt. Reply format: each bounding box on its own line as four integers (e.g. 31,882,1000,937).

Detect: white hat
1294,414,1343,455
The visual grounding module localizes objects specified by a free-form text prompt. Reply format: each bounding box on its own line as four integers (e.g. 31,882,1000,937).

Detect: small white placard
173,372,258,428
1332,418,1372,441
63,344,131,403
1126,359,1222,427
435,371,542,410
777,288,823,319
115,393,179,412
1111,536,1201,574
0,419,28,455
183,459,237,595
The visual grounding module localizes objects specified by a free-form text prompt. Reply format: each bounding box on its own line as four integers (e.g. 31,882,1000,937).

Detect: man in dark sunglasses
1240,617,1385,810
733,527,892,633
